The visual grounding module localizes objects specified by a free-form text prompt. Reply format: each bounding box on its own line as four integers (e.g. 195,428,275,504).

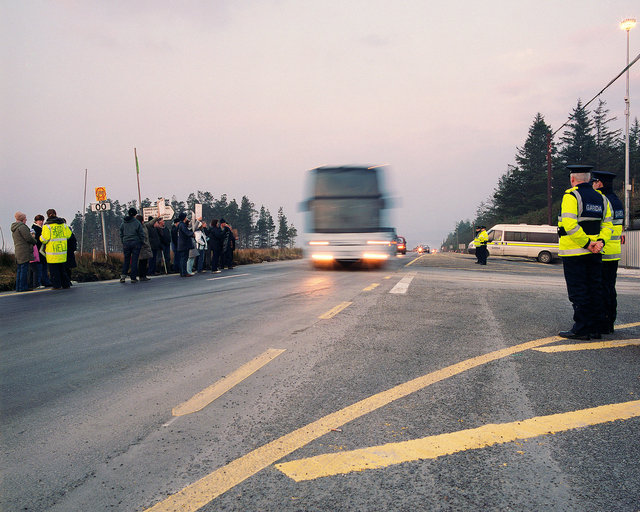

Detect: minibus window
488,230,502,242
529,232,558,243
505,231,526,242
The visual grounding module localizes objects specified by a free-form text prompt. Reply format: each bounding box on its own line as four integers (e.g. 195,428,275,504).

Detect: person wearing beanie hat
119,206,145,283
592,170,624,333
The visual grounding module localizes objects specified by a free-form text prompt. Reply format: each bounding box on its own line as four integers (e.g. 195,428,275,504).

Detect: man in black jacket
176,212,194,277
32,214,52,287
157,218,172,274
208,219,224,273
147,216,162,275
119,207,145,283
171,217,180,273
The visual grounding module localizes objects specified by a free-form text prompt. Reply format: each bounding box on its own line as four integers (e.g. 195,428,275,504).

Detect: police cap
566,164,593,174
591,170,617,183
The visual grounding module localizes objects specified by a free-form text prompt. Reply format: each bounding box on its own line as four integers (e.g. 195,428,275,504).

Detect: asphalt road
1,253,639,511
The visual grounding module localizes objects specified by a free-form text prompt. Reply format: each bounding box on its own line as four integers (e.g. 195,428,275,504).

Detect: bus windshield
310,198,383,233
313,168,380,197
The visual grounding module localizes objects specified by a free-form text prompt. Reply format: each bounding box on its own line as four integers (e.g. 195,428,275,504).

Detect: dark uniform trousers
562,253,603,336
601,260,619,332
477,244,488,265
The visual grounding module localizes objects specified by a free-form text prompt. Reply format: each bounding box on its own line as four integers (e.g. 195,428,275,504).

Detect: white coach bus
469,224,559,263
302,165,396,267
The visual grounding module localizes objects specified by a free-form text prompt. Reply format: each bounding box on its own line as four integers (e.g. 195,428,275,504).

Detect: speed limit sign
91,202,111,212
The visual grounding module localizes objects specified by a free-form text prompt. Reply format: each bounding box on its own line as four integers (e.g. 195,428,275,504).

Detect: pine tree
255,206,269,248
266,210,275,248
226,199,240,228
592,100,622,173
559,100,596,166
514,113,554,212
276,207,289,248
287,224,298,248
214,194,229,220
237,196,255,248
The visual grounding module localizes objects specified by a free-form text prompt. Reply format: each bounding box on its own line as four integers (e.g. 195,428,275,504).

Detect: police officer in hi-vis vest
591,170,624,334
557,165,613,340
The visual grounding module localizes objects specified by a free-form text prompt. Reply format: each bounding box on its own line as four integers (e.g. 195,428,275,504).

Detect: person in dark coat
208,219,224,273
147,216,162,275
119,207,145,283
158,219,171,274
32,214,52,287
220,218,236,270
63,223,77,285
176,212,194,277
137,215,161,281
171,218,180,273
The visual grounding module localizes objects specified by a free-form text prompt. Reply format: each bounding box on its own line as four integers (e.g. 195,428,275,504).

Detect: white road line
389,272,416,294
205,273,250,281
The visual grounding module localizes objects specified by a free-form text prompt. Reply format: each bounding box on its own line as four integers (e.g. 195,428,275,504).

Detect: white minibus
469,224,559,263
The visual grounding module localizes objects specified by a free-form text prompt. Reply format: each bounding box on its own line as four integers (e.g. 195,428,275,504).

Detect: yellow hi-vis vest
474,230,489,246
600,191,624,262
40,222,72,263
558,185,613,257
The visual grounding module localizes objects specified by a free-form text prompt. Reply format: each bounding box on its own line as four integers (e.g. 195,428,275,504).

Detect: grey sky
1,1,638,250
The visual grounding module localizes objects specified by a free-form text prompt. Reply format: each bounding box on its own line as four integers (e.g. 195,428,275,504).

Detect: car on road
396,236,407,254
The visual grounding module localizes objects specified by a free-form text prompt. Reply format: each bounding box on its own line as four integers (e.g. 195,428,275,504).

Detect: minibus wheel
537,251,552,264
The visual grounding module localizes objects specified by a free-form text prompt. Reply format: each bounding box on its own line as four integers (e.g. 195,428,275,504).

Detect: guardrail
621,230,640,269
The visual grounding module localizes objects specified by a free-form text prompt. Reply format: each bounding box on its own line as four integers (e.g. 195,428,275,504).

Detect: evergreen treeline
442,100,640,250
71,191,298,253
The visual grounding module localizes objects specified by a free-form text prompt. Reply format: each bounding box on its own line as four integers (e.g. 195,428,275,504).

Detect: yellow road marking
534,339,640,352
144,334,563,511
276,400,640,481
362,283,380,292
318,301,352,319
144,322,640,511
172,348,286,417
405,255,425,267
384,276,392,279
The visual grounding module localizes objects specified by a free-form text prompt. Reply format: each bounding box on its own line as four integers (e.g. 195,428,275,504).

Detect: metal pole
134,147,142,210
624,27,631,229
546,134,552,225
100,209,108,258
80,169,87,254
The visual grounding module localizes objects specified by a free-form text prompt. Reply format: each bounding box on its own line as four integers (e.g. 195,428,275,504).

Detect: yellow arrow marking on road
318,301,352,319
362,283,380,292
534,339,640,353
172,348,286,417
144,322,640,512
275,400,640,481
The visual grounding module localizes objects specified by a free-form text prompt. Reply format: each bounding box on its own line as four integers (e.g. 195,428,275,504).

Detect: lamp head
620,18,636,31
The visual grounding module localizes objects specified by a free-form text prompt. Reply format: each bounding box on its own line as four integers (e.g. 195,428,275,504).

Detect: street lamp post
621,17,636,229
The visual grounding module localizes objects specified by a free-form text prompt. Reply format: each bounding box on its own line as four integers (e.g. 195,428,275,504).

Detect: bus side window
488,230,502,242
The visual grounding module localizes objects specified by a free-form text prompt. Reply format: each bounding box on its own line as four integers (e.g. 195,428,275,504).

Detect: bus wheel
537,251,552,264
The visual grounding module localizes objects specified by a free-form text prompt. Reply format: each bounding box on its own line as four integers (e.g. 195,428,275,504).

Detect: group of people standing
11,209,77,291
119,208,237,283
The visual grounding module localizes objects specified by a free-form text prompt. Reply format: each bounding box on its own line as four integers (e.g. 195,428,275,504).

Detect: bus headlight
311,254,334,261
362,253,389,260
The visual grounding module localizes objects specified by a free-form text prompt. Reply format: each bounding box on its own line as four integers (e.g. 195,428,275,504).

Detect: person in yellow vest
473,226,489,265
40,208,72,289
557,165,613,340
592,170,624,334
